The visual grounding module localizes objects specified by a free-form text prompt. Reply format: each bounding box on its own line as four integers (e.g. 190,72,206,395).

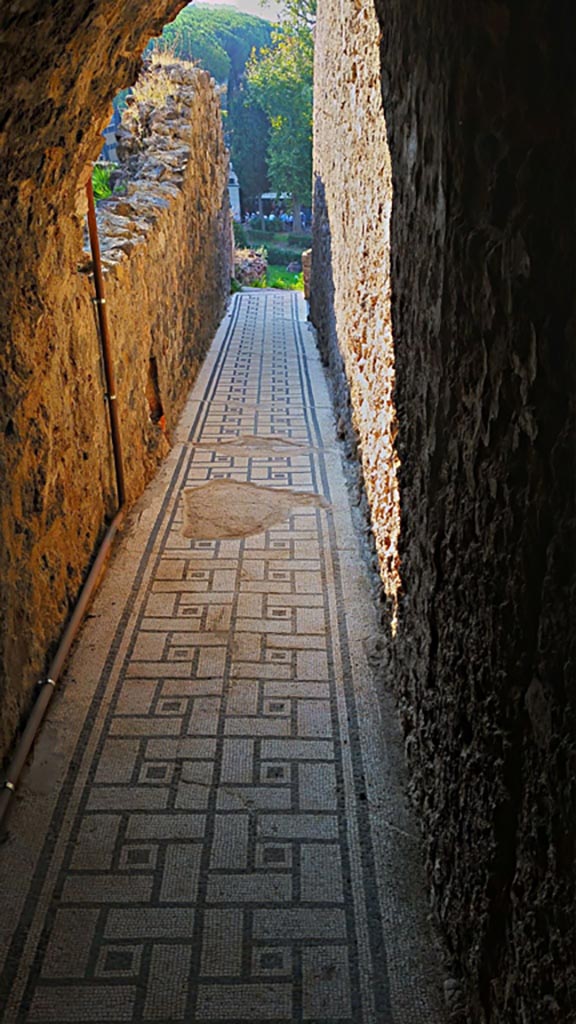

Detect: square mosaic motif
1,293,397,1023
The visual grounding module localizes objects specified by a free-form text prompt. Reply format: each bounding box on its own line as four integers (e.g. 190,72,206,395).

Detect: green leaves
147,7,273,86
92,164,113,201
245,13,313,208
229,87,270,200
144,6,274,204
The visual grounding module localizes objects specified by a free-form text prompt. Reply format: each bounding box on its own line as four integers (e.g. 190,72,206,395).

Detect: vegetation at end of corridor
266,265,304,290
147,6,273,86
233,221,248,247
232,254,304,292
123,2,314,235
139,2,314,221
258,243,304,266
244,0,315,221
143,6,273,205
244,228,312,250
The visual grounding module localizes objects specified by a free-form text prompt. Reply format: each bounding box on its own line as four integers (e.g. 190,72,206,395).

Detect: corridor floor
0,292,446,1023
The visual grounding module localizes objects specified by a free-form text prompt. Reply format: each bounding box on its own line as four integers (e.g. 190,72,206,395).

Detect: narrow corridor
0,292,445,1023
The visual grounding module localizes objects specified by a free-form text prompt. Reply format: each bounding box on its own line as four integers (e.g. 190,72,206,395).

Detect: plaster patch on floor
182,478,329,539
190,434,314,455
0,292,446,1024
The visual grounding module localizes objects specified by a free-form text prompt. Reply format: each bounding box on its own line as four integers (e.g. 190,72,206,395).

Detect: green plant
233,221,248,247
283,233,312,249
147,6,272,86
229,88,270,200
262,244,302,266
245,229,311,250
244,226,270,240
92,164,113,201
245,5,314,229
266,264,304,290
230,276,242,293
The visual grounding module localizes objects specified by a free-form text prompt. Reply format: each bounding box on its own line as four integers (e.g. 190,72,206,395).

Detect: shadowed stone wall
312,0,575,1019
0,9,230,762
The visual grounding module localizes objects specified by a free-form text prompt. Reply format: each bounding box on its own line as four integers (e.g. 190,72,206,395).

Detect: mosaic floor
0,292,446,1023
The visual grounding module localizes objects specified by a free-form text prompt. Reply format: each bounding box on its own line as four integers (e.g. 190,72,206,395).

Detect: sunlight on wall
313,0,401,630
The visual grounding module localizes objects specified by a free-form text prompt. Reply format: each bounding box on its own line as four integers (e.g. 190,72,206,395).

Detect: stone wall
87,59,231,495
311,4,400,621
0,29,230,762
312,0,575,1020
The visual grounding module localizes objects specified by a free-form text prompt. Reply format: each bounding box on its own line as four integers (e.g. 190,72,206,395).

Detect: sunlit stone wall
310,0,401,626
0,40,230,761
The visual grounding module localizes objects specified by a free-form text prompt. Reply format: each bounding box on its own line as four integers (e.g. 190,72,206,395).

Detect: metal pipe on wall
0,175,127,826
85,175,127,507
0,509,124,824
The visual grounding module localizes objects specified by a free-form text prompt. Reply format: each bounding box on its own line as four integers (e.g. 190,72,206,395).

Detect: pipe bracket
92,297,107,305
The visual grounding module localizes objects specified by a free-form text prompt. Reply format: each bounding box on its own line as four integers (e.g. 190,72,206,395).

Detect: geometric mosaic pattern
0,292,443,1022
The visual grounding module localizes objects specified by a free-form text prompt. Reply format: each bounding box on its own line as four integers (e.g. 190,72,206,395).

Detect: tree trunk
292,195,302,233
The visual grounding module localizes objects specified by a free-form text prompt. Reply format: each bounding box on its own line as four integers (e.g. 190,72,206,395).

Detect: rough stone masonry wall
311,2,401,621
312,0,575,1021
88,60,231,493
0,3,230,764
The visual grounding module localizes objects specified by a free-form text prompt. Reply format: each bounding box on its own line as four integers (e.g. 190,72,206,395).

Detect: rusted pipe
86,174,126,507
0,508,124,825
0,176,128,826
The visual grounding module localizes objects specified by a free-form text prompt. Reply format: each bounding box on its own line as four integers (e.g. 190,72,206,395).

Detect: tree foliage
245,0,314,213
145,5,273,202
92,164,113,201
148,5,273,87
229,85,270,202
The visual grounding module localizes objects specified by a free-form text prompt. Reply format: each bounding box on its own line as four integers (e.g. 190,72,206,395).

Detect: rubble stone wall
88,61,231,498
311,1,400,620
0,45,230,762
312,0,575,1020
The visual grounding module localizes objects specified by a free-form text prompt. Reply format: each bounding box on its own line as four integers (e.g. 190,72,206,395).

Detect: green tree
229,85,270,206
148,6,272,86
280,0,317,30
245,2,314,229
145,6,273,205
